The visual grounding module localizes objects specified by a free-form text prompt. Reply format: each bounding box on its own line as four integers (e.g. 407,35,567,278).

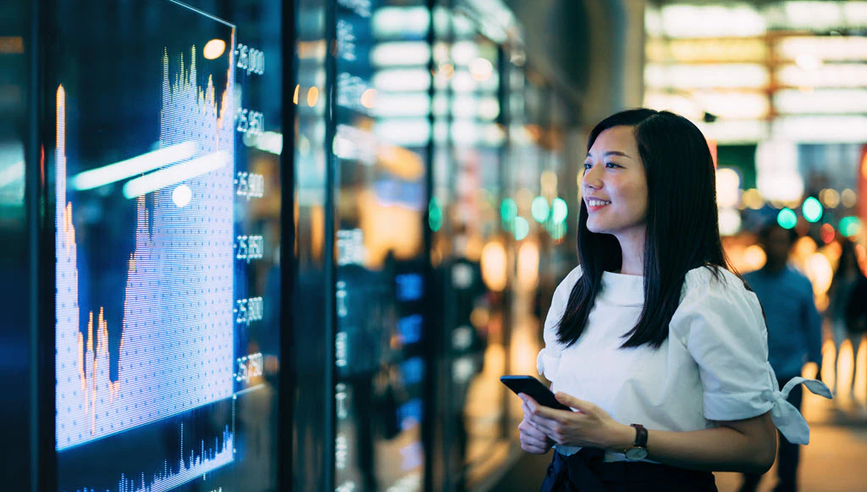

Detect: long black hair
557,108,730,349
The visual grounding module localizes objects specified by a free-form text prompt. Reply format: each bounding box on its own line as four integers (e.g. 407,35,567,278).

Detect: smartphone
500,375,571,411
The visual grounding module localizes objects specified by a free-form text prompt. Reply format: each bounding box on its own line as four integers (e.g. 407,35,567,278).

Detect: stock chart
53,1,279,491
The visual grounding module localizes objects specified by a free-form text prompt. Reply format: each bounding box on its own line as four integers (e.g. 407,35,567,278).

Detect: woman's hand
521,392,633,452
518,411,554,454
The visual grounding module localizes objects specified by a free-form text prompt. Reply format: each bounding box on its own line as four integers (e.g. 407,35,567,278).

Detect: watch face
625,447,648,460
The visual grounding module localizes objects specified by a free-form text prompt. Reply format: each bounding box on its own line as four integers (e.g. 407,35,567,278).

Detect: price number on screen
235,352,264,383
235,171,265,200
235,297,264,325
235,235,264,263
236,43,265,76
236,108,264,136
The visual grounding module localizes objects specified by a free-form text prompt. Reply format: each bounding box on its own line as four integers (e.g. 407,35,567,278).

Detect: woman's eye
583,162,592,170
605,162,620,169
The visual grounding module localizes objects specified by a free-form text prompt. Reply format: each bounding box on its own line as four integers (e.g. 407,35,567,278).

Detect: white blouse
536,266,831,461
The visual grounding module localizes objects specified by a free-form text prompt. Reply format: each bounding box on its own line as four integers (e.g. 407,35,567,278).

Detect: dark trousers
540,447,717,492
739,377,803,492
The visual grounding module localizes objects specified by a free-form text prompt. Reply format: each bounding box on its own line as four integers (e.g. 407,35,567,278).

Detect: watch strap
630,423,648,448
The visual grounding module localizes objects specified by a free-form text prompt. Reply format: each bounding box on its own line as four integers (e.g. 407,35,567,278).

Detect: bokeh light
716,167,741,208
469,57,493,81
819,188,840,209
514,217,530,241
742,188,764,210
820,223,835,244
480,241,507,292
307,86,320,107
541,170,558,196
516,241,540,290
203,39,226,60
551,197,568,224
777,207,797,229
743,244,767,272
842,188,857,208
531,196,550,223
840,216,863,238
171,184,192,207
802,196,823,223
794,236,818,260
549,220,567,241
428,197,443,232
719,208,742,236
500,198,517,231
806,252,833,311
360,88,377,109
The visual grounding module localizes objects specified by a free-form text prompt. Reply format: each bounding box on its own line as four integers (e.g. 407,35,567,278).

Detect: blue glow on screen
400,357,424,385
397,314,422,344
395,273,423,302
398,398,423,431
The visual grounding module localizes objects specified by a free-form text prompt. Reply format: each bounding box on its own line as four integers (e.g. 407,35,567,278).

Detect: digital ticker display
52,1,280,491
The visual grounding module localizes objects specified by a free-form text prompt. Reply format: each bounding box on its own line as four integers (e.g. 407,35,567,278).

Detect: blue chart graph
74,425,234,492
116,425,234,492
55,23,238,492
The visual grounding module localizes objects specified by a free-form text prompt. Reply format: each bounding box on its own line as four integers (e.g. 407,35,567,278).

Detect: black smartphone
500,375,571,411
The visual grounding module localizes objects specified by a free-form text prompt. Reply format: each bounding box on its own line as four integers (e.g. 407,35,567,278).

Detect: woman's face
582,125,649,242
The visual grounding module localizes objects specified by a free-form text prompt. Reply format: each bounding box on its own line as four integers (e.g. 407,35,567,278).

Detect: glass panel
50,0,282,490
293,0,330,490
430,6,511,489
448,35,505,492
0,0,32,487
333,1,429,491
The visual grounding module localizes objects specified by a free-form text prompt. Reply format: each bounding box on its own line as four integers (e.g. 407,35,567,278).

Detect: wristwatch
624,423,648,460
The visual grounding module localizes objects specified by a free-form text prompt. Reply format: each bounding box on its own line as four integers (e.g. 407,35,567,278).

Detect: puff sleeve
670,267,831,445
536,266,582,381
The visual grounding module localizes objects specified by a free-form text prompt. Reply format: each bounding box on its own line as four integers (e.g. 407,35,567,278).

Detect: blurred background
2,0,866,491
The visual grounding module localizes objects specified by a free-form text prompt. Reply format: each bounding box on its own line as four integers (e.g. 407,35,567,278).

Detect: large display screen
52,1,282,490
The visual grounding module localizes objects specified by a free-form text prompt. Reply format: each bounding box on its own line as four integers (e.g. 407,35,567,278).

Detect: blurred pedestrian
844,253,867,402
517,108,831,492
738,223,823,492
829,240,866,399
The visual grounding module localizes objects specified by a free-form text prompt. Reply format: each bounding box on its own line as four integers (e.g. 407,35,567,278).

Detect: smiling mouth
586,199,611,207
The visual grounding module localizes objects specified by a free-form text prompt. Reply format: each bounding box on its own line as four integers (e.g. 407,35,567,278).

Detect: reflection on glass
429,6,504,490
334,1,429,491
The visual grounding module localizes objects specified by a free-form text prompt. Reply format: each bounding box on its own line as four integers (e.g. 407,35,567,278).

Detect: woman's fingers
519,416,551,452
520,431,549,449
519,429,550,453
521,441,548,454
519,417,547,440
527,410,565,437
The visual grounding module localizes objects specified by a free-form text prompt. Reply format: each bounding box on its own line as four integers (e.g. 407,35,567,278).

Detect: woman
518,109,831,491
